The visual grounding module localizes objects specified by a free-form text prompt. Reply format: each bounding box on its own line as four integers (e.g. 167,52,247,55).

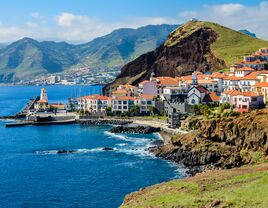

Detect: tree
130,105,140,116
148,106,155,116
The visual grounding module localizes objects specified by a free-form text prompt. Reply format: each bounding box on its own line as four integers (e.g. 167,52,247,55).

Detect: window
118,101,122,104
118,106,122,109
252,97,257,101
123,106,127,109
123,101,127,105
147,101,152,105
191,99,196,104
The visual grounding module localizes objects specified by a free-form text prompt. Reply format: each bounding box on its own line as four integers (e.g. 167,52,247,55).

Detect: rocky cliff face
104,21,226,92
150,110,268,175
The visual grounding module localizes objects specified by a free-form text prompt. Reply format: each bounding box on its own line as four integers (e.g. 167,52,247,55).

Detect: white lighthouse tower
40,88,48,101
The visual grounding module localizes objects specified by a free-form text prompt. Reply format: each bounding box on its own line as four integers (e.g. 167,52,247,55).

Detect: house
252,82,268,103
78,94,111,113
137,94,155,114
234,67,254,77
220,90,241,106
138,80,158,96
223,72,259,92
233,60,266,70
187,85,208,105
203,92,220,104
220,90,263,112
112,84,138,98
112,96,136,113
233,92,264,113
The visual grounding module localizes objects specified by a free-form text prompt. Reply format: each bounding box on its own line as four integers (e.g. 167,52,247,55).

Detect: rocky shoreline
147,110,268,176
77,119,132,126
110,124,161,134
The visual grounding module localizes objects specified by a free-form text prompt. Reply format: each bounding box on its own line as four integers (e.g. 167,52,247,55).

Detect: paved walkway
131,118,189,135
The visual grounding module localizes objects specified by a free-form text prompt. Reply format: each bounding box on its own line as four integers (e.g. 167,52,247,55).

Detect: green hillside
166,21,268,67
121,163,268,208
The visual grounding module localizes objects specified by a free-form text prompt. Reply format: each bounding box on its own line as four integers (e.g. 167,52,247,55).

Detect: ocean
0,85,186,207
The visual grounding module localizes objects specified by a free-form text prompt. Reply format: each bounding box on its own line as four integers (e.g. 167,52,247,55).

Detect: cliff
104,21,268,92
150,109,268,174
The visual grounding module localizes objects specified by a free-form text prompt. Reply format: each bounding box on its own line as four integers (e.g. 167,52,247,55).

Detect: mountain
105,21,268,91
0,38,77,82
0,24,178,82
239,29,257,38
76,24,178,67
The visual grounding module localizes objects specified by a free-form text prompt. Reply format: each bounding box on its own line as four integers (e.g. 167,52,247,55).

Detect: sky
0,0,267,43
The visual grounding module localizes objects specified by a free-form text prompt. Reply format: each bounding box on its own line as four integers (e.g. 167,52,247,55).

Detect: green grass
121,164,268,208
205,21,268,67
165,21,268,68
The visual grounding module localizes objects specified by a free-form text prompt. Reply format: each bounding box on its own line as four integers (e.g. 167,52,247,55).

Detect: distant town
4,66,120,86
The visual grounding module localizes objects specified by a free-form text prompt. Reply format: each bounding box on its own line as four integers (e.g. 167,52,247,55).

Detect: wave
116,143,129,147
104,131,131,141
34,147,116,155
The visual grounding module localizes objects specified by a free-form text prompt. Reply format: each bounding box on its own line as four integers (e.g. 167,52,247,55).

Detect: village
29,47,268,129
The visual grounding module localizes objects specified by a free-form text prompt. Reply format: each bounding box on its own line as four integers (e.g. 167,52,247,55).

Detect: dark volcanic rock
57,149,75,154
77,119,132,126
102,147,114,151
110,125,161,134
148,110,268,176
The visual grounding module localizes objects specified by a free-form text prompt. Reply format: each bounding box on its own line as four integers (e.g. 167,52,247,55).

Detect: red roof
81,94,110,100
222,90,259,97
195,85,208,93
203,92,220,103
113,96,137,101
222,90,241,96
241,92,259,97
235,66,254,71
156,77,179,85
139,94,154,100
38,99,48,103
253,82,268,87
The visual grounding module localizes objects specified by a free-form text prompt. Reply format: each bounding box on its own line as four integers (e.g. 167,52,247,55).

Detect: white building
78,95,111,113
112,96,136,113
137,94,155,113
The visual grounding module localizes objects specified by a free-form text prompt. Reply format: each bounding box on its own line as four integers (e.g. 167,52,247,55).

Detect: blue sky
0,0,267,43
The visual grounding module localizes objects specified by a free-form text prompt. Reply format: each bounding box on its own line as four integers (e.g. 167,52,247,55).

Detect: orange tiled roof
113,96,137,101
241,92,259,97
156,77,179,85
222,90,241,96
82,94,111,100
253,82,268,88
203,92,220,102
139,94,155,100
38,99,48,103
235,66,255,71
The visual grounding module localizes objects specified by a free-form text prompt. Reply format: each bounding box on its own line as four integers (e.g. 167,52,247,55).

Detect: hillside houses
78,47,268,116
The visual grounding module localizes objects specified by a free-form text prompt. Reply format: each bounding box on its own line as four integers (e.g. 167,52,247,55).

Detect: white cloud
178,2,268,40
0,11,177,43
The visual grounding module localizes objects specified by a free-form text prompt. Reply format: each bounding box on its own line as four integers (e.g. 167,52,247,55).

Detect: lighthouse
40,88,48,101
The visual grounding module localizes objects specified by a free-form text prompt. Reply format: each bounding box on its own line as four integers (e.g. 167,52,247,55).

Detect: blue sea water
0,85,186,208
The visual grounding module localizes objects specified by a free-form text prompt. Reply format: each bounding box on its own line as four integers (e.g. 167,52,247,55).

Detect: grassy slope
121,163,268,208
165,21,268,68
204,22,268,67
